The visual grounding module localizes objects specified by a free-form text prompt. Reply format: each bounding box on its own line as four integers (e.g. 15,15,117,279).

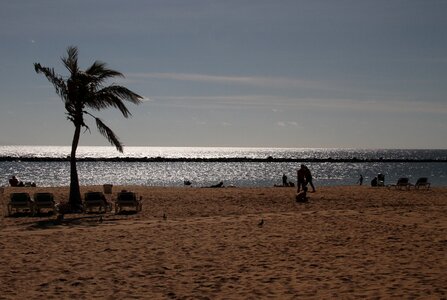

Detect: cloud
191,117,207,125
140,96,152,102
150,94,447,114
298,97,447,114
128,72,325,89
124,72,447,113
277,121,300,127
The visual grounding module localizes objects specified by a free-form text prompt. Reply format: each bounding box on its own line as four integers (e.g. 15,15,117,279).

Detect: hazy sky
1,0,446,149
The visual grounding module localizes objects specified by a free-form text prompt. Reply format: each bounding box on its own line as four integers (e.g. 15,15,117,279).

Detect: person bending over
296,186,309,203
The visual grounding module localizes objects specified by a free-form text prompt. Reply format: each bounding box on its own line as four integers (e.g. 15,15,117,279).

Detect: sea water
1,146,446,187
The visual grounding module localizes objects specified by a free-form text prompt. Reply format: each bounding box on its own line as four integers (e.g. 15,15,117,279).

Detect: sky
0,0,446,149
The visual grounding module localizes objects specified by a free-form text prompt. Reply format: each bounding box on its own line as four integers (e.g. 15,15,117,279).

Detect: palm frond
101,85,143,104
86,61,123,82
34,63,68,101
95,117,123,153
87,95,131,117
62,46,79,75
85,85,142,117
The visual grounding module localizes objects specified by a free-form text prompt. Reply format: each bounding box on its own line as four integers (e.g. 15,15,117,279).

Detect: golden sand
1,186,446,299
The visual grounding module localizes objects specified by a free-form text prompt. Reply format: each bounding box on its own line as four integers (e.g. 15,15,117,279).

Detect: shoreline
1,156,447,162
1,186,446,298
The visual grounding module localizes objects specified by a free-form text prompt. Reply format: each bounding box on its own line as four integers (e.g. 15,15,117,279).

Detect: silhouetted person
303,165,316,192
9,176,23,187
282,174,288,186
371,177,378,187
9,176,18,187
358,174,363,186
296,186,309,203
296,165,306,193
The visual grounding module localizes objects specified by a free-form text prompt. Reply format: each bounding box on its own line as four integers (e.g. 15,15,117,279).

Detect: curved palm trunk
69,124,82,210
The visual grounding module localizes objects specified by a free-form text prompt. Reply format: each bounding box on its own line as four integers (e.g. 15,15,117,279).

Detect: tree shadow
114,210,139,216
26,215,104,230
6,212,34,218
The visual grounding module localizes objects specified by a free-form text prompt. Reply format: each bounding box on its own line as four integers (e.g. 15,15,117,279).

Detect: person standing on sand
9,175,24,187
9,175,19,187
282,174,288,186
358,174,363,185
303,165,316,192
296,165,306,193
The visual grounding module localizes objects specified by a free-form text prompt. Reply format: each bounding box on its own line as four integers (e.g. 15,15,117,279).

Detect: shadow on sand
24,210,140,230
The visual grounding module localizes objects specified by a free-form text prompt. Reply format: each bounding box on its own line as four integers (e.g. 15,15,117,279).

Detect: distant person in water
358,174,364,186
371,177,378,187
303,165,316,192
282,174,288,186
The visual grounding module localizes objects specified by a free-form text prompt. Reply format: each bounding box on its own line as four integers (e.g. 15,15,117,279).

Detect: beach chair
33,192,56,214
83,191,110,213
115,190,142,213
390,177,412,190
415,177,430,190
8,192,34,216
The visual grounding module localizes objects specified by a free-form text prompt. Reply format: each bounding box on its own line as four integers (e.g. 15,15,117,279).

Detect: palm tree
34,46,142,210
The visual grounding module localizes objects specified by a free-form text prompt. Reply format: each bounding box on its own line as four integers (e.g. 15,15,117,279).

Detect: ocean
1,146,447,187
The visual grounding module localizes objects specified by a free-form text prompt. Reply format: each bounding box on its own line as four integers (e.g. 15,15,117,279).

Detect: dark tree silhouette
34,46,142,210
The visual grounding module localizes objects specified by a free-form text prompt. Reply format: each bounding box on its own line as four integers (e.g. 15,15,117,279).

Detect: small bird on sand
258,219,264,227
163,213,167,220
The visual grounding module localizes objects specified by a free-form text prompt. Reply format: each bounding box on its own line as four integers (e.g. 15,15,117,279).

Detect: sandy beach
0,185,446,299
